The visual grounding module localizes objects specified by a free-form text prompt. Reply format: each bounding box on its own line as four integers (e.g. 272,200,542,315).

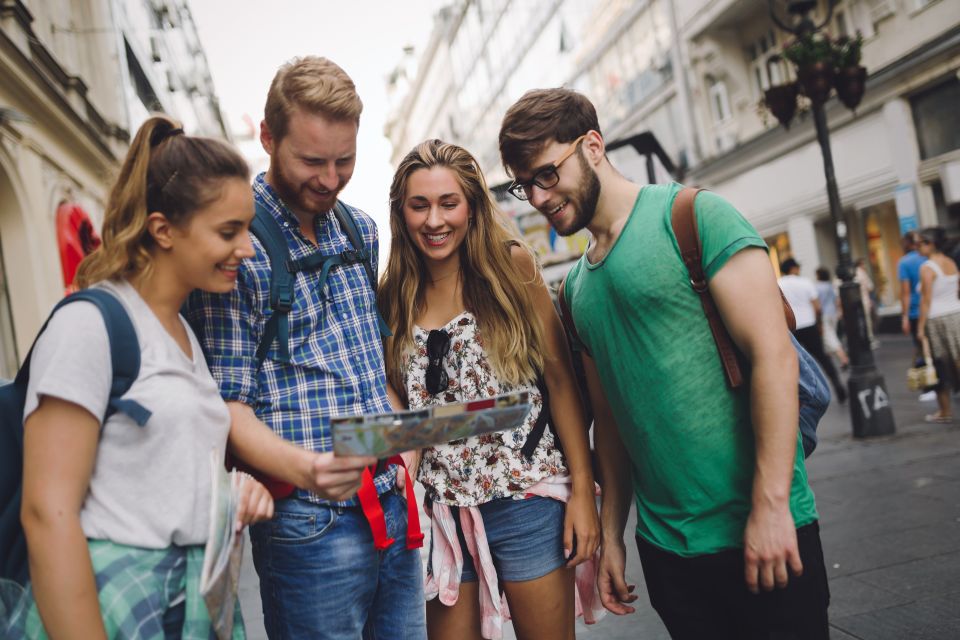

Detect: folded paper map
200,450,243,640
332,391,531,457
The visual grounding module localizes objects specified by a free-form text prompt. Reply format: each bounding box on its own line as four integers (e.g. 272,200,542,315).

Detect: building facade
0,0,226,378
385,0,960,305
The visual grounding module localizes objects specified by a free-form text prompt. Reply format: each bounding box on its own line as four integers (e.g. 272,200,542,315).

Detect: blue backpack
250,199,391,365
0,289,151,586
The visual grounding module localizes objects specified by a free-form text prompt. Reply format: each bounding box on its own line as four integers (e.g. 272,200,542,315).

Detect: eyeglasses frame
508,133,588,201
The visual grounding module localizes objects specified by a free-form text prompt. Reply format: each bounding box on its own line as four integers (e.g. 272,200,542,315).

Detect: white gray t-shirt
779,274,818,330
24,279,230,548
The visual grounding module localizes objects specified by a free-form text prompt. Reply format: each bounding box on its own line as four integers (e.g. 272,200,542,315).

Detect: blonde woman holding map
379,139,601,640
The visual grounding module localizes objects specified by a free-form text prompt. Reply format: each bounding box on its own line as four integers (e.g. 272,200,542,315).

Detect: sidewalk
237,334,960,639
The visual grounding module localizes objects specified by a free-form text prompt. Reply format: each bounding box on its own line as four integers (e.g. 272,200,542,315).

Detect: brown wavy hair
378,139,546,396
74,115,249,288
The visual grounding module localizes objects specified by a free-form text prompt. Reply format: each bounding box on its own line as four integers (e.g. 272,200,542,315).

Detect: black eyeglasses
425,329,451,395
508,134,587,201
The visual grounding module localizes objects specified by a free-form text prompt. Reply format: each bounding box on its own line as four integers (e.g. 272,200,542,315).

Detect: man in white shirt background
779,258,847,403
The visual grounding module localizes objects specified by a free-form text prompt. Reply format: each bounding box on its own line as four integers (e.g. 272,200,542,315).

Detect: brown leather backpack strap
671,187,744,388
558,275,590,357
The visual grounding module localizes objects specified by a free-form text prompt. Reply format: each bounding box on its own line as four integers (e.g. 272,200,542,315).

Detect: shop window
766,232,792,276
911,78,960,160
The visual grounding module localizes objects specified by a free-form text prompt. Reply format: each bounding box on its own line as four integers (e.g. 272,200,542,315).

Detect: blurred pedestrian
816,267,849,369
499,88,829,640
854,258,879,349
184,57,424,639
9,116,275,638
917,227,960,423
380,139,600,639
780,259,846,403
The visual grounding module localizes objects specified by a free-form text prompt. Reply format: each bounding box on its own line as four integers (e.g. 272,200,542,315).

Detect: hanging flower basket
797,61,834,106
834,65,867,111
763,82,800,129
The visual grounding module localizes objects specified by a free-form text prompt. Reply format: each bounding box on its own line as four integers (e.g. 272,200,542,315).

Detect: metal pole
811,102,895,437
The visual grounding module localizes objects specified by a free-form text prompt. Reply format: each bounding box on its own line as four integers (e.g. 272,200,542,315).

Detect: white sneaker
919,391,937,402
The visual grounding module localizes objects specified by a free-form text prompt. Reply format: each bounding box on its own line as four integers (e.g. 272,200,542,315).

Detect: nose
529,184,551,211
424,203,444,228
316,164,339,191
237,230,255,259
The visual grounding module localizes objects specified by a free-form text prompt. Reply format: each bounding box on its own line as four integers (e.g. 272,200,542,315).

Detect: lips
545,199,570,220
423,231,452,247
218,263,240,278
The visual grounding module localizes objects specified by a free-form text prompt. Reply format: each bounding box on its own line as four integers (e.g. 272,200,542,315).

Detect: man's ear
583,130,606,166
260,120,275,156
146,211,175,249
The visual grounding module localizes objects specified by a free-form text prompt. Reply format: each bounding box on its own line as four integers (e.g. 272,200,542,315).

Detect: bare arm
710,247,803,593
513,247,599,566
901,279,913,336
226,401,375,502
21,397,108,639
585,354,638,615
918,264,934,338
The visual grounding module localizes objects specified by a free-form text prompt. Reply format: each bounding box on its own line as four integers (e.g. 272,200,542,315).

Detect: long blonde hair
378,139,546,394
75,115,249,288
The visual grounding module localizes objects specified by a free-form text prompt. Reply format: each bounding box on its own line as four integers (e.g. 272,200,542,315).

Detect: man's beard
555,152,600,237
271,159,340,217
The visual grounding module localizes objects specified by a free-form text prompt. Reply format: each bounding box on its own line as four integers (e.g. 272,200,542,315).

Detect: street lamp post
768,0,895,438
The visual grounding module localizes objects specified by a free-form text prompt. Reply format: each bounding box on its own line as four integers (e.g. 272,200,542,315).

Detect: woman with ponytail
10,116,274,639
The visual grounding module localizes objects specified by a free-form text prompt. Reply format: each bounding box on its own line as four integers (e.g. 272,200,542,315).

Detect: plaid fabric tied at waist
3,540,242,639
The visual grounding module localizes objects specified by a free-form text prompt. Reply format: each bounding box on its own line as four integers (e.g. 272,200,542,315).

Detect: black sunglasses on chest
425,329,451,395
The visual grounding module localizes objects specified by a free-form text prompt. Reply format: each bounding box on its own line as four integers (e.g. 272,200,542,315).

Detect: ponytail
75,115,249,288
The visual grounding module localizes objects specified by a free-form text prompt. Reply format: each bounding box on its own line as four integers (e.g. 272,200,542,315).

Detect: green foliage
833,32,865,68
783,31,865,69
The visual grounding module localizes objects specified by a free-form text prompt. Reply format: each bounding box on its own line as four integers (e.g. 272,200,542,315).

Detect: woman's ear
145,211,175,249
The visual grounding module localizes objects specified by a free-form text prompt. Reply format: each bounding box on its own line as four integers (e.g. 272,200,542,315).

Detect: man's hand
304,452,376,502
597,540,638,615
743,503,803,593
235,475,275,531
902,315,911,336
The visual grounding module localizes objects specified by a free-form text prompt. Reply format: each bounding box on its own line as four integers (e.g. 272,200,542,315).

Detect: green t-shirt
566,183,818,557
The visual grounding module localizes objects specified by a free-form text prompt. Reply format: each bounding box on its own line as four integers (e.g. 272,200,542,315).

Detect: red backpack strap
670,187,744,388
558,275,590,357
357,455,424,551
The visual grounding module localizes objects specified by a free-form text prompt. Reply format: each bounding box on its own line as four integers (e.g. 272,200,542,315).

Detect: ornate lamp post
766,0,895,438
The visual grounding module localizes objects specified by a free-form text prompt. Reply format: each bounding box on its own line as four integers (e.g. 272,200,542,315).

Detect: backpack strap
45,289,150,425
671,187,745,389
251,200,296,364
250,200,392,366
333,201,392,338
557,276,589,357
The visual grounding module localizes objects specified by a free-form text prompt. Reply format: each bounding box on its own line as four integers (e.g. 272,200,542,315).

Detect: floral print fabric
405,311,566,507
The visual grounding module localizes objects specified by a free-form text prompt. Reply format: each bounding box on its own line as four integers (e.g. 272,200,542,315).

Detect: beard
270,158,343,218
554,152,600,237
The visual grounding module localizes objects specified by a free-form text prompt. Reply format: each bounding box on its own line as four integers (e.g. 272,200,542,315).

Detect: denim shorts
441,495,566,583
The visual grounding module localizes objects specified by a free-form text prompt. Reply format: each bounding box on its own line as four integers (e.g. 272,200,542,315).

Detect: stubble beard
555,154,601,237
271,157,339,218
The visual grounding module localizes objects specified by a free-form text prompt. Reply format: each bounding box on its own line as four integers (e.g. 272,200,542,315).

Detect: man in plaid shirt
186,57,425,639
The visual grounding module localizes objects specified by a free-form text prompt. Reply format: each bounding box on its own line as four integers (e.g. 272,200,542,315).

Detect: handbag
906,337,939,391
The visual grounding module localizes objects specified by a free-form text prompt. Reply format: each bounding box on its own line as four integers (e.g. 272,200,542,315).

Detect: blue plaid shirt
185,174,396,505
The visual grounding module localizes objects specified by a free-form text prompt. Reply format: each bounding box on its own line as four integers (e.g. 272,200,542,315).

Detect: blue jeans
249,492,426,640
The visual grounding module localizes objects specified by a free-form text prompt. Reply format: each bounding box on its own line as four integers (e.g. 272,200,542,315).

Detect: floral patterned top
405,311,567,507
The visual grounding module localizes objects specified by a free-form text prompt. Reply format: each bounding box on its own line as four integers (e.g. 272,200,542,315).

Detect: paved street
238,333,960,639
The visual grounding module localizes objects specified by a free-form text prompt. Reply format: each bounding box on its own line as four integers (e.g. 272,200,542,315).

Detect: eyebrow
408,193,461,200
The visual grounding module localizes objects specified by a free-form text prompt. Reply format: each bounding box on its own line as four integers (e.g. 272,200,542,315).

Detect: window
911,78,960,160
707,77,731,123
747,29,787,96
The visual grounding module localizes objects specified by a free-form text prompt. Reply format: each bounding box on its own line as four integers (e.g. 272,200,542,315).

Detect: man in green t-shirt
498,88,829,639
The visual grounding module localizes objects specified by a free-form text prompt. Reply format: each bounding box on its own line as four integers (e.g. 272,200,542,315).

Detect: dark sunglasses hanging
425,329,451,395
